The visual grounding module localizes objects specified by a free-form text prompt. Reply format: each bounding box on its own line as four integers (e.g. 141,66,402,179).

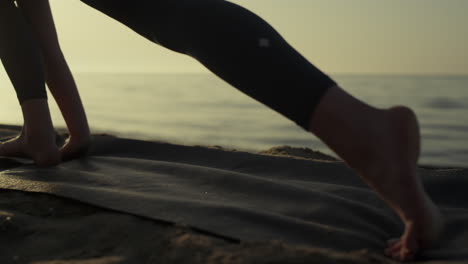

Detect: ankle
22,124,56,141
20,99,58,141
21,99,55,133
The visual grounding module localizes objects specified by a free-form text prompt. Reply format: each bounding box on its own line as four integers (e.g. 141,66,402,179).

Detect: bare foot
60,136,92,162
0,99,62,167
308,86,444,261
384,200,444,261
0,131,61,167
356,106,444,261
376,107,444,261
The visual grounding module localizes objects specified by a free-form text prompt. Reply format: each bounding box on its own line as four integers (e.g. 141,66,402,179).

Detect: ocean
0,73,467,168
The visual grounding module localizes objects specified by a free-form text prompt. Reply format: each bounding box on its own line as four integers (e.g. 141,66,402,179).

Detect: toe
387,238,399,247
385,240,402,257
401,239,419,262
393,245,416,262
388,234,419,262
386,240,417,262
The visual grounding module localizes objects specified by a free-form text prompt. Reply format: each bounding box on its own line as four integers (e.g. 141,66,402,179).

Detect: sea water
0,73,467,168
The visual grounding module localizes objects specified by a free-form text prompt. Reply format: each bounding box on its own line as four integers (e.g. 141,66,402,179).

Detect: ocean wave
424,97,467,109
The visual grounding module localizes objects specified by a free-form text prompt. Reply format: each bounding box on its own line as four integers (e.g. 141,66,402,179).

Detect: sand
0,124,466,264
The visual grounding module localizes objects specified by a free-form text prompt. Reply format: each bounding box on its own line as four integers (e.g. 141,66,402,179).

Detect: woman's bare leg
17,0,92,161
308,85,444,261
0,0,60,166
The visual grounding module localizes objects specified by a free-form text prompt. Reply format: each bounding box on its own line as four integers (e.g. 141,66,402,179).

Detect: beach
1,0,466,261
0,190,393,264
1,124,467,264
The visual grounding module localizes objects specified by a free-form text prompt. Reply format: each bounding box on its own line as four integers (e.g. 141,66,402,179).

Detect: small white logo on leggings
258,38,270,48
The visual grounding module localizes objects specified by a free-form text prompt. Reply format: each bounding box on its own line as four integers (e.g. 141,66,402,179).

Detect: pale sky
4,0,468,74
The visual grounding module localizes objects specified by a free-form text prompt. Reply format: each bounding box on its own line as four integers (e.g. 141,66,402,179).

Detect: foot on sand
60,136,92,162
385,199,444,261
309,86,444,261
0,130,61,167
357,106,444,261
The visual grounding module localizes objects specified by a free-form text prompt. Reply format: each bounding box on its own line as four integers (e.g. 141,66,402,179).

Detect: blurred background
1,0,467,167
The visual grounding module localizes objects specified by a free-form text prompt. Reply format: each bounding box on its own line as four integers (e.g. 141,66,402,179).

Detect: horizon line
73,70,468,77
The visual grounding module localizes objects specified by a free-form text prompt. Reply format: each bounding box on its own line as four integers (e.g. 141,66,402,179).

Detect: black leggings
1,0,337,131
81,0,337,131
0,0,47,103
